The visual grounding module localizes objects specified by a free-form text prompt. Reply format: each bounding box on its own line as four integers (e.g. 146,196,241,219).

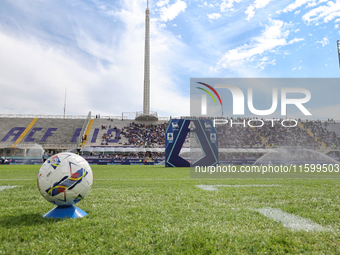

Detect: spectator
42,152,48,162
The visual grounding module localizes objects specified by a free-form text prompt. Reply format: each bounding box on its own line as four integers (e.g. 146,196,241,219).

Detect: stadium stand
216,118,265,148
30,118,84,146
120,122,168,148
0,116,85,156
1,115,340,163
256,119,321,149
83,118,132,147
322,122,340,137
0,118,36,148
300,120,340,149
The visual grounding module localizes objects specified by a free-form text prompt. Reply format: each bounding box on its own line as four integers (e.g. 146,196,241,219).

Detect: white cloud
302,1,340,24
335,24,339,29
288,37,304,44
2,0,339,117
207,13,222,20
323,11,340,22
0,32,94,115
198,1,208,7
215,19,303,70
253,0,272,9
277,0,331,15
245,0,273,20
278,0,312,14
316,37,329,46
159,0,187,22
245,6,255,20
220,0,242,12
253,57,275,69
306,1,317,7
0,0,191,117
157,0,170,7
293,66,302,70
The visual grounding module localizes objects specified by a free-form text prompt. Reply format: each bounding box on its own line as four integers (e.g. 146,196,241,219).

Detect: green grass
1,165,340,254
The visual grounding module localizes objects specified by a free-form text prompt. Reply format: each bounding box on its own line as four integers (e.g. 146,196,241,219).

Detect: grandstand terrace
84,118,132,147
0,115,340,162
0,116,86,156
0,114,170,157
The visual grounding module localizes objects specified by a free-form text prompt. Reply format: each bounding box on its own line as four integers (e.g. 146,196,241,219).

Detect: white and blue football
37,152,93,206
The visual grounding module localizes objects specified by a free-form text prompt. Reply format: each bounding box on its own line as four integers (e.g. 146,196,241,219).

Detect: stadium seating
1,116,339,159
0,118,35,148
120,122,168,148
0,117,85,150
83,119,132,147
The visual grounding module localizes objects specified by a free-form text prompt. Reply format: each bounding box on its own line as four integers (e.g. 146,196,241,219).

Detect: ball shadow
0,212,62,227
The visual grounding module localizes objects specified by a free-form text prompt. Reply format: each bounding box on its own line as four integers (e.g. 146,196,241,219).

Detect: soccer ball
37,152,93,206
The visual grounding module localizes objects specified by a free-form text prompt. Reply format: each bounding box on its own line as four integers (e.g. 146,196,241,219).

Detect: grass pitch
1,165,340,254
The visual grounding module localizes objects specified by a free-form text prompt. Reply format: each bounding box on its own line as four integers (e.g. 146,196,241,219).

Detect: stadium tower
135,0,158,123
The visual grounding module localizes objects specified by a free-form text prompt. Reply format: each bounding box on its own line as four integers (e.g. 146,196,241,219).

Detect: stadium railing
0,143,74,150
135,111,158,118
75,111,92,150
0,113,170,121
0,114,89,119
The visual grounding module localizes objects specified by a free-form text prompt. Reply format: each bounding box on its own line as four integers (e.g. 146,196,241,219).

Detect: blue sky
0,0,339,118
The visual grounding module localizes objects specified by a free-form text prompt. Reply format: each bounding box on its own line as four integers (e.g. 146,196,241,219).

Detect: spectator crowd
95,118,340,150
120,122,168,148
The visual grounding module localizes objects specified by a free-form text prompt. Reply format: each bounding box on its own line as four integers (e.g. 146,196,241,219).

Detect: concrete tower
143,0,150,115
135,0,158,122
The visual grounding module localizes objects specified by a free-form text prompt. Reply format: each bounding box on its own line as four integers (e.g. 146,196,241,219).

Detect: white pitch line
0,185,19,191
255,208,326,232
0,179,206,181
94,179,195,181
196,184,280,191
196,185,219,191
0,179,34,181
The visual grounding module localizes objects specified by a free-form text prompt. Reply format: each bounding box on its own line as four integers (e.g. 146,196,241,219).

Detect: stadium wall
1,158,163,165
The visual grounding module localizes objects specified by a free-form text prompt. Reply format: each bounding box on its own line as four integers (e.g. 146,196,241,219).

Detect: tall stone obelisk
143,0,150,115
136,0,158,122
